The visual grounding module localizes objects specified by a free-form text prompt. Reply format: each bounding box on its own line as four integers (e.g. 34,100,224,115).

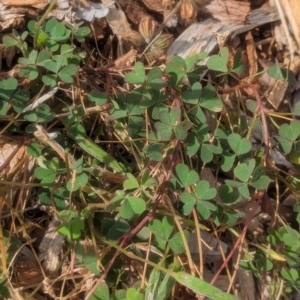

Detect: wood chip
273,0,300,57
38,217,64,274
168,7,279,58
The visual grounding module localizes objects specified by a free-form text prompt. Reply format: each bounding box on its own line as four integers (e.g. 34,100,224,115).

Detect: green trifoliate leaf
196,201,216,220
165,55,186,86
120,196,146,219
195,180,217,200
206,47,229,72
87,91,107,106
175,164,199,187
125,62,145,84
220,152,235,172
228,133,251,155
124,173,139,190
174,120,192,141
147,66,164,90
219,184,241,204
169,230,190,254
234,159,255,182
181,192,196,215
155,122,172,141
182,82,202,104
200,85,223,112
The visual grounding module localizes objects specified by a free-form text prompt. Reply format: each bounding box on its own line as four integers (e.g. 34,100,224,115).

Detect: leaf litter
0,0,300,300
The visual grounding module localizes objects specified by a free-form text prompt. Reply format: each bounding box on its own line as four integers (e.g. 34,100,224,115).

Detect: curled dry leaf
144,47,165,64
13,259,42,286
115,49,137,67
0,137,26,176
153,33,173,50
139,0,165,12
139,17,156,44
123,31,145,47
123,16,172,64
180,0,198,21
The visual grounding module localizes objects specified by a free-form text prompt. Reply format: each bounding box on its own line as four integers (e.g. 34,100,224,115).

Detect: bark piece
168,6,279,58
38,217,65,274
0,2,36,30
273,0,300,56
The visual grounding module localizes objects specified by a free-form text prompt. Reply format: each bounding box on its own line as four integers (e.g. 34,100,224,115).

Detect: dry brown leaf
245,31,258,76
198,0,251,23
116,0,151,25
12,257,43,287
0,43,16,69
2,0,47,9
144,47,166,64
138,0,165,12
122,30,145,47
181,0,198,21
115,49,137,67
0,138,25,176
258,58,295,110
139,17,156,44
92,18,107,40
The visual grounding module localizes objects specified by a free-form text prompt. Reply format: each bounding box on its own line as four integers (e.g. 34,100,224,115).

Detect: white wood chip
168,7,280,58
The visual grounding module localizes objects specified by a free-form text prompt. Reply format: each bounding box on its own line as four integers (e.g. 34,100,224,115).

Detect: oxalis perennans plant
1,15,300,300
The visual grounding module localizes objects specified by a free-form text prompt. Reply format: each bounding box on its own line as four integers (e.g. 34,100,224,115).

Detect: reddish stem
84,100,183,300
210,191,265,285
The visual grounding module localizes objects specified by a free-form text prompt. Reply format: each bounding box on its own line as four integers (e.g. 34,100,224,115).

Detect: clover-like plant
2,13,300,299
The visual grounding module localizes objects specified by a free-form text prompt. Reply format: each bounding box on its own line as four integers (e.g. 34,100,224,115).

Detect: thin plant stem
34,0,58,49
